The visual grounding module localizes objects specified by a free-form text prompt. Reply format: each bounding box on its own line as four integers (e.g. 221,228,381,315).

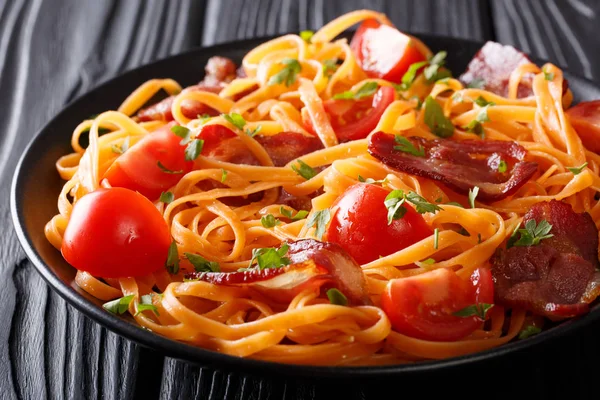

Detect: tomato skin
381,268,494,341
350,19,427,83
327,183,432,265
103,122,193,200
61,188,172,278
566,100,600,153
302,86,395,142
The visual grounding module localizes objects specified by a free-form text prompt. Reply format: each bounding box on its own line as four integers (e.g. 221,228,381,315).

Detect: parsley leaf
393,135,425,157
424,96,454,138
261,214,281,228
157,161,183,174
221,169,228,183
519,325,542,339
165,240,180,274
398,60,428,90
268,58,302,87
135,294,160,316
249,243,291,270
280,206,309,221
306,209,331,240
197,114,212,124
222,112,246,130
184,253,220,273
434,228,440,249
498,160,508,173
300,30,314,43
332,82,378,100
171,125,192,144
326,288,348,306
184,139,204,161
466,78,485,89
446,201,464,208
384,190,407,224
322,59,338,77
452,92,464,103
291,159,317,180
245,124,262,137
111,137,130,154
476,105,491,123
468,186,479,208
424,51,449,82
568,162,588,175
405,191,443,214
474,96,495,107
358,175,387,185
508,219,554,248
453,303,494,320
159,191,174,204
543,67,554,81
420,258,436,265
103,295,134,315
465,120,484,136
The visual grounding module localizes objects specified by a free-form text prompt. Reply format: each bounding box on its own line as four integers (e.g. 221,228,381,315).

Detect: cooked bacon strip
566,100,600,153
185,239,371,305
459,41,568,98
367,132,538,201
491,200,599,319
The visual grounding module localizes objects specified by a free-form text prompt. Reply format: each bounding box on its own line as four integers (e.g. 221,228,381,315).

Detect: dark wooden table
3,1,600,398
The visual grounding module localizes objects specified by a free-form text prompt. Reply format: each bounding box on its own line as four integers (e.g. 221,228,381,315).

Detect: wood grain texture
1,1,600,399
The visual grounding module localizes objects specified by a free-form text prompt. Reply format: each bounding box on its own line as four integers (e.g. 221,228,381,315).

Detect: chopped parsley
300,30,314,43
306,209,331,240
268,58,302,87
322,59,339,77
358,175,388,185
543,67,554,81
420,258,436,265
184,139,204,161
567,162,588,175
249,243,291,270
466,78,485,89
474,96,495,107
468,186,479,208
221,169,228,183
165,240,180,274
222,112,246,130
111,137,130,154
423,51,450,82
157,161,183,174
280,206,309,221
464,105,491,136
197,114,212,124
159,191,174,204
332,81,378,100
184,253,220,273
245,124,262,137
507,219,554,248
453,303,494,320
498,160,508,173
326,288,348,306
135,294,159,316
393,135,425,157
397,60,428,91
424,96,454,138
103,295,134,315
384,190,442,225
405,191,443,214
519,325,542,339
291,159,317,180
171,125,192,144
452,92,464,103
261,214,281,228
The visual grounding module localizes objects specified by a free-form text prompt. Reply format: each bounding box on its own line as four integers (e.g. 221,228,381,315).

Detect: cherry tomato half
103,122,193,200
381,268,494,341
566,100,600,153
327,183,432,265
61,187,172,278
303,86,395,142
350,19,427,83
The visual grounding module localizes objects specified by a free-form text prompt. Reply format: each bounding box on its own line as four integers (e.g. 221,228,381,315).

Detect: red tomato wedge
381,268,494,341
566,100,600,153
350,19,427,83
303,86,395,142
327,183,432,265
103,122,193,200
61,188,172,278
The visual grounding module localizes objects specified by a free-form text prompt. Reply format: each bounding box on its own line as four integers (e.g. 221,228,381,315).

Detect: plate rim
10,33,600,378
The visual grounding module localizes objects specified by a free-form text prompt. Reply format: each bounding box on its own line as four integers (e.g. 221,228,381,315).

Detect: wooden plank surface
0,1,598,399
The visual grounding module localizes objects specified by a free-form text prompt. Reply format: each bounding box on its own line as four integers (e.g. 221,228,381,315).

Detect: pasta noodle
44,10,600,366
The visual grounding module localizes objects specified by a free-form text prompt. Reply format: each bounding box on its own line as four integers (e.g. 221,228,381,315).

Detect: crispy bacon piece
566,100,600,153
491,200,599,319
367,132,538,201
459,41,568,98
185,239,371,305
255,132,323,166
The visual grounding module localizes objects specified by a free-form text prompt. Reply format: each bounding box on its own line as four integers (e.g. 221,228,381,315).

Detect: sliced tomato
103,122,193,200
327,183,432,265
303,86,395,142
350,19,427,83
566,100,600,153
381,268,494,341
61,187,172,278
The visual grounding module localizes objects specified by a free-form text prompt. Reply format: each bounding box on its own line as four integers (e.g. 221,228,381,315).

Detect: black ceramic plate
10,34,600,378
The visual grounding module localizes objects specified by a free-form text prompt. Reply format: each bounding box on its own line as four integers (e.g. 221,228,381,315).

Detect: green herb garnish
332,82,378,100
306,209,331,240
165,240,180,274
159,191,174,204
453,303,494,320
261,214,281,228
393,135,425,157
268,58,302,87
568,162,588,175
280,206,309,221
184,253,220,273
249,243,291,270
507,219,554,248
291,159,317,180
103,295,134,315
326,288,348,306
222,112,246,130
424,96,454,138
